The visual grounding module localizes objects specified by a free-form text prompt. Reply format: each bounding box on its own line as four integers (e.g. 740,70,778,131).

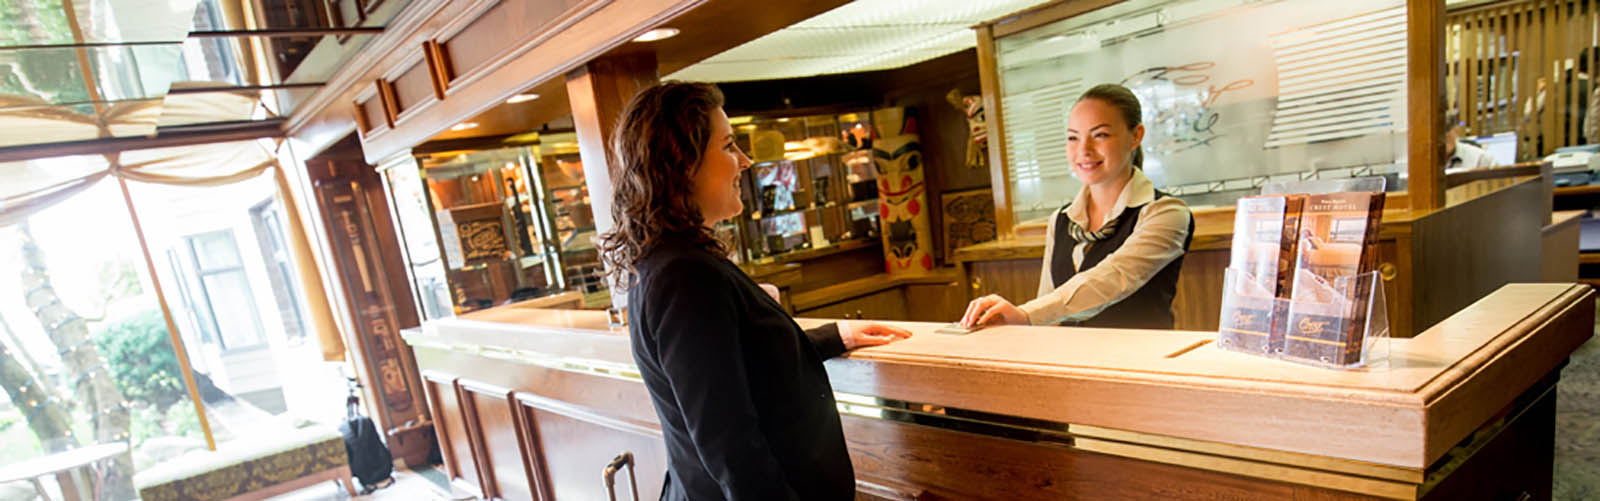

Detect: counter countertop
406,283,1592,471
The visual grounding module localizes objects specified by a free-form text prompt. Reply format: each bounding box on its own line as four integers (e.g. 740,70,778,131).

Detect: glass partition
996,0,1409,221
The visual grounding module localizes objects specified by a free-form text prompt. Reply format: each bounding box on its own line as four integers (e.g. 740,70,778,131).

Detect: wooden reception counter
404,283,1592,500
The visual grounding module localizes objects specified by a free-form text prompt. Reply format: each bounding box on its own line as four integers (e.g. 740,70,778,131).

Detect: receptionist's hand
961,294,1030,328
838,321,912,350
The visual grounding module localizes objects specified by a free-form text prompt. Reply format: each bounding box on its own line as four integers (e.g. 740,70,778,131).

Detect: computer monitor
1474,132,1517,166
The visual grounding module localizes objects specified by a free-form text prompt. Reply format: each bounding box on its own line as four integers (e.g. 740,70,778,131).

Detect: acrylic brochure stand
1216,267,1389,370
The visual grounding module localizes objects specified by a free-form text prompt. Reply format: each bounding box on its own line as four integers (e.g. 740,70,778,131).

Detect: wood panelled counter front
404,283,1592,500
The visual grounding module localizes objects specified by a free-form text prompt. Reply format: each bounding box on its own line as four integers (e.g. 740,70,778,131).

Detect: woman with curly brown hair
598,81,911,501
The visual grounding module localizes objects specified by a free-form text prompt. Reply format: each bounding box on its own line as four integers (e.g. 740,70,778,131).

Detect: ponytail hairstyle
1075,83,1145,168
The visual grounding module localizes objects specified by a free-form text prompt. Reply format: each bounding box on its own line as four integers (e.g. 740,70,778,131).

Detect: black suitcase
340,381,394,493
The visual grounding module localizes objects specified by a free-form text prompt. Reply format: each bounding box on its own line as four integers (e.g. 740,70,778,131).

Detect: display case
732,112,882,262
525,132,610,307
380,134,609,315
992,0,1411,222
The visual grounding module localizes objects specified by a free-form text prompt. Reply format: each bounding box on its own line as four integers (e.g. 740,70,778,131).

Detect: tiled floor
1554,307,1600,501
270,465,464,501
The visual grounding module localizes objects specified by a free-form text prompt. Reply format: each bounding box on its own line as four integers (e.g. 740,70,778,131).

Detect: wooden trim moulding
975,24,1014,238
456,379,515,500
436,0,614,97
419,371,460,480
423,40,450,100
987,0,1126,39
1408,0,1447,211
508,389,555,501
385,51,440,124
452,380,497,500
286,0,451,133
353,0,703,164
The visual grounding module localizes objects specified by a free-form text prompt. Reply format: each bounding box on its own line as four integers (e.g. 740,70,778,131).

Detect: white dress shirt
1020,169,1193,325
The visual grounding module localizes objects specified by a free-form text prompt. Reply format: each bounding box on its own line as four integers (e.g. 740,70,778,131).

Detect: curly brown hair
598,81,729,288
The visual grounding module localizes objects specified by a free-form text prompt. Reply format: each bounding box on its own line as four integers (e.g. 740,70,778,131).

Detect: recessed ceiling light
450,122,479,131
633,27,680,43
506,93,540,104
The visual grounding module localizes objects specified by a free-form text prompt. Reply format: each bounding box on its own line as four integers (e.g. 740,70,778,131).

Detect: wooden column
1410,0,1447,211
975,25,1015,239
565,53,660,240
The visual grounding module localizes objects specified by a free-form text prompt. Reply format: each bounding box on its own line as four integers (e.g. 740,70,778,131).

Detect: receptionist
961,83,1194,330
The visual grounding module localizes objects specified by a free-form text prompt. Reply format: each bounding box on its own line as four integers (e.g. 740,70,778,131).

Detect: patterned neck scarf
1063,208,1120,243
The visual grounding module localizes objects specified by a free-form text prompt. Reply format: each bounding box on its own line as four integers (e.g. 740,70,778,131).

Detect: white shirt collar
1062,168,1157,227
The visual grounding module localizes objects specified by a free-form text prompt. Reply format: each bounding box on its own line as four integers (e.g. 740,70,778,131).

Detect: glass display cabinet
731,111,883,263
380,133,608,316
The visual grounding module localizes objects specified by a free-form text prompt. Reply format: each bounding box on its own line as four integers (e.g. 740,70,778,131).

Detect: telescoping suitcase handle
602,451,640,501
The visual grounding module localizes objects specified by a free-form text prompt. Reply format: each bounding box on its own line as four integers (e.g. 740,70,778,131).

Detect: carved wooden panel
514,392,667,501
458,380,536,501
388,57,436,119
421,372,481,495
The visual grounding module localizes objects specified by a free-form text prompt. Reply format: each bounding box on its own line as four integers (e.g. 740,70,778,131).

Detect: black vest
1050,191,1194,329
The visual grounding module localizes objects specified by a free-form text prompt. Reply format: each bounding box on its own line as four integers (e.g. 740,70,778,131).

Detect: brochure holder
1217,267,1389,370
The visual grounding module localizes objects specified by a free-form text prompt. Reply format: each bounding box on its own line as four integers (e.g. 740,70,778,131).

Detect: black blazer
628,234,853,501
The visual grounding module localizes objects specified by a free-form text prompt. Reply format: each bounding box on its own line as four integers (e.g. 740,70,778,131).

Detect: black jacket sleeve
804,323,847,360
644,259,804,500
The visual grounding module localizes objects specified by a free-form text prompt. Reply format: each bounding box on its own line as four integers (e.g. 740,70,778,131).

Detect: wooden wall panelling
1410,178,1544,333
388,53,439,122
421,371,484,497
966,259,1041,305
1172,249,1227,332
508,391,555,501
513,392,668,501
903,282,966,323
975,24,1014,238
459,380,538,501
355,83,389,135
1411,0,1446,211
438,0,611,93
839,415,1375,501
797,287,909,321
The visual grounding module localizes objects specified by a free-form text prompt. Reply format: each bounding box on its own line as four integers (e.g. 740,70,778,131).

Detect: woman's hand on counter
961,294,1030,328
838,321,912,350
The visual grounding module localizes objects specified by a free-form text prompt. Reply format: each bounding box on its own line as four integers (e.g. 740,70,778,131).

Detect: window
185,230,266,350
250,199,309,340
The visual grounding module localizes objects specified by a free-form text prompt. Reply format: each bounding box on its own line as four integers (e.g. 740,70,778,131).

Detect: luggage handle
602,451,639,501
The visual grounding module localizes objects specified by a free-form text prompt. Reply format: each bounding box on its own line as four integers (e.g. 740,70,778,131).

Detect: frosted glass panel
997,0,1408,221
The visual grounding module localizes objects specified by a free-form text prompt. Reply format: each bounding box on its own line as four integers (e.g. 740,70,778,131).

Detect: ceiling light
450,122,479,131
506,93,540,104
633,27,680,43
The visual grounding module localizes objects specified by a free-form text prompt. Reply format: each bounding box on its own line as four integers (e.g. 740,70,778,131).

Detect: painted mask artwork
945,88,987,169
872,107,936,275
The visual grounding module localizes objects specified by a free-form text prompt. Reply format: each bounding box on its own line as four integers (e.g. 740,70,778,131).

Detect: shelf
749,200,875,220
1580,251,1600,265
1554,184,1600,197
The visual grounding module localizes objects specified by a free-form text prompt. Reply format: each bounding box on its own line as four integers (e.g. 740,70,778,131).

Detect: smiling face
690,108,752,224
1066,97,1144,188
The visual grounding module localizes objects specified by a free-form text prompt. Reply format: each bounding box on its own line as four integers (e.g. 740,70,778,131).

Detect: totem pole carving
872,107,936,275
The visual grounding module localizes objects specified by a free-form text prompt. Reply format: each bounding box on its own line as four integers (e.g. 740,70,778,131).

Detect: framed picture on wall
939,188,998,263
